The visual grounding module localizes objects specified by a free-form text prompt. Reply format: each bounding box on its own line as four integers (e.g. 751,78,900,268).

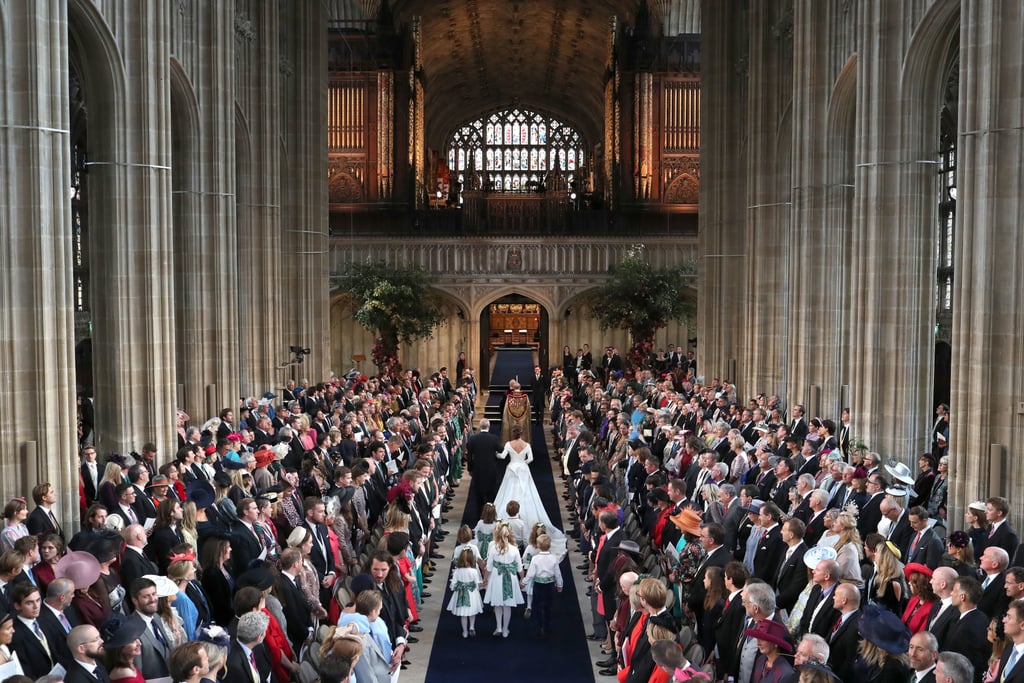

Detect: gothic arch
900,0,959,157
468,286,556,320
67,0,126,156
826,54,857,185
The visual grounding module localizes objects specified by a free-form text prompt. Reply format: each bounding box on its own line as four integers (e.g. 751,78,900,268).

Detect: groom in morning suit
465,419,504,517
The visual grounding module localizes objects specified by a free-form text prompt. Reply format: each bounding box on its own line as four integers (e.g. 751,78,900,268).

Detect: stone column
847,0,939,464
786,0,852,418
948,0,1024,522
281,2,329,381
698,0,749,387
741,1,793,401
171,0,240,422
85,1,177,459
0,2,79,521
235,1,281,397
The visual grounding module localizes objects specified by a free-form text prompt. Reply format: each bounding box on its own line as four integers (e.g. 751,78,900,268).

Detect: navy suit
946,608,991,683
65,660,112,683
774,543,809,613
927,601,957,650
827,610,860,683
995,645,1024,683
11,618,55,679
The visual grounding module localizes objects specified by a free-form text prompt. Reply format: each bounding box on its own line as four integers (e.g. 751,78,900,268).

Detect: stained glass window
446,108,585,199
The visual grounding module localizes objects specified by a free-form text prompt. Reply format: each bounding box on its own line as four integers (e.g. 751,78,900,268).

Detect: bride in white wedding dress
492,425,568,558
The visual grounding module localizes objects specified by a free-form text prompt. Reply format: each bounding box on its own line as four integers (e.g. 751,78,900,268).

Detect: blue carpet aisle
489,348,535,388
423,424,595,683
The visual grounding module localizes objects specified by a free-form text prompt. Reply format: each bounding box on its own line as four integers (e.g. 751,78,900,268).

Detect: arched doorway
478,294,548,392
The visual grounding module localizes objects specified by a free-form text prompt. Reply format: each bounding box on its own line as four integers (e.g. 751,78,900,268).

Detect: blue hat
186,480,216,510
263,392,277,400
744,499,765,514
350,573,375,596
858,604,911,654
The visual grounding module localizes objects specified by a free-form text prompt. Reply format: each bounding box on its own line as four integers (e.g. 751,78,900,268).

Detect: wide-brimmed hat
87,531,124,564
55,551,101,590
798,661,842,682
99,614,146,649
222,458,246,471
744,499,765,515
186,480,215,510
254,447,276,469
651,639,687,670
237,566,276,592
146,475,170,490
669,508,703,536
142,574,179,598
618,540,642,556
743,619,793,653
858,604,911,654
967,501,987,514
335,486,356,508
803,545,838,569
903,562,933,579
753,422,770,434
885,461,916,486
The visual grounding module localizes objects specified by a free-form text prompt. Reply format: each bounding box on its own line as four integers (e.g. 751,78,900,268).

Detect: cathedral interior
0,0,1021,527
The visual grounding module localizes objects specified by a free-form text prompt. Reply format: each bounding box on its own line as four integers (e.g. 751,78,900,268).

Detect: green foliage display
338,260,446,371
585,245,696,368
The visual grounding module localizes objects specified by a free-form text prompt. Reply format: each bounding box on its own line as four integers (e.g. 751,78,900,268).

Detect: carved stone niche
329,171,363,203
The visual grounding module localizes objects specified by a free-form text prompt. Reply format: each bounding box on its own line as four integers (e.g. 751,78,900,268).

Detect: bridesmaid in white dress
483,523,524,637
493,425,568,558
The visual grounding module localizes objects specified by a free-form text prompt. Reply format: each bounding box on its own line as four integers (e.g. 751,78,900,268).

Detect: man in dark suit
127,464,158,523
881,496,915,552
686,523,733,620
37,578,80,668
928,566,960,649
827,583,863,683
995,599,1024,683
789,404,808,441
904,506,946,569
753,503,786,584
595,511,624,626
719,484,746,552
907,630,939,683
987,497,1020,558
232,498,267,576
302,497,336,603
279,549,315,653
978,546,1012,621
26,482,64,542
9,582,55,679
80,446,101,505
465,419,503,513
769,459,797,510
713,561,750,682
228,612,273,683
799,558,841,638
119,524,160,590
774,518,809,614
857,474,887,538
803,491,830,547
947,576,992,683
65,624,113,683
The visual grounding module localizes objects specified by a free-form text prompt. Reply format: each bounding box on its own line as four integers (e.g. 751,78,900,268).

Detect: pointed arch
900,0,960,157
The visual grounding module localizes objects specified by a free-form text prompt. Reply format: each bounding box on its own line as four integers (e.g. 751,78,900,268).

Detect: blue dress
175,590,198,640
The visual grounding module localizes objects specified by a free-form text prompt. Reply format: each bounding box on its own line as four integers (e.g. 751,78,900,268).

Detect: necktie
1005,648,1021,680
27,567,36,586
990,525,997,539
984,575,993,589
58,611,72,633
151,619,166,646
128,506,138,524
33,620,50,655
249,651,259,682
911,531,922,554
48,510,62,536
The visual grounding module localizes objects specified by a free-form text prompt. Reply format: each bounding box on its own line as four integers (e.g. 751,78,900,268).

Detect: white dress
447,566,484,616
493,441,568,558
484,543,524,606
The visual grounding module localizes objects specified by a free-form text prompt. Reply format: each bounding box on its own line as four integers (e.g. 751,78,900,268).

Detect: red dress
110,667,146,683
901,596,935,634
262,606,296,683
618,613,649,683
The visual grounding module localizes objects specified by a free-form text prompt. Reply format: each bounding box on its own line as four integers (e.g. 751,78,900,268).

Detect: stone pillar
698,0,749,386
741,1,793,401
948,0,1024,522
281,3,329,381
75,1,177,460
171,0,240,422
787,0,851,418
0,1,79,522
236,1,281,397
847,0,938,464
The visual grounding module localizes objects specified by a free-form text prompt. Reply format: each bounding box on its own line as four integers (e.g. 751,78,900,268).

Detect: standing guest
33,535,64,594
965,502,992,557
928,456,949,521
126,578,171,680
199,536,234,627
1,498,30,552
853,604,913,683
986,498,1019,559
98,463,125,513
745,618,795,683
26,483,64,543
227,611,271,683
995,599,1024,683
907,631,939,683
278,548,315,654
0,611,22,675
946,576,992,683
868,541,907,614
902,563,937,634
9,582,55,678
64,624,112,683
285,527,331,621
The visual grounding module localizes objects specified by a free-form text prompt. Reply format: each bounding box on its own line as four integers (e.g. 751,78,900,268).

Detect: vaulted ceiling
336,0,675,150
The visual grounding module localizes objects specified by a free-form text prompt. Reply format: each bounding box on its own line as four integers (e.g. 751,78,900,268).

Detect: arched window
446,108,585,198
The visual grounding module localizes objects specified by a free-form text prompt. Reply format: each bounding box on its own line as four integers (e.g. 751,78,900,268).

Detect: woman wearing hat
0,611,24,675
99,614,147,683
853,604,912,683
744,618,795,683
285,527,330,620
56,548,110,627
668,508,707,624
941,530,978,577
868,541,907,615
927,456,949,520
901,563,936,634
965,501,991,556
